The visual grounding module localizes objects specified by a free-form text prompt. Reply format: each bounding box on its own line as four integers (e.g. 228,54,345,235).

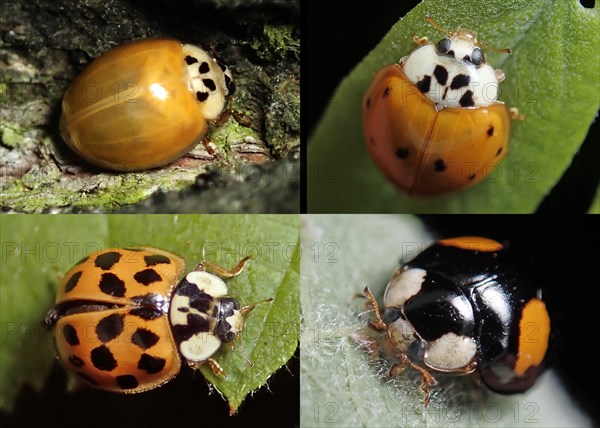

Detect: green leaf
300,215,591,427
308,0,600,213
0,214,299,414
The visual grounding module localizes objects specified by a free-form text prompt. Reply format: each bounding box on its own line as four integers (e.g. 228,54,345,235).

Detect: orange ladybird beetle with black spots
363,237,550,406
60,39,235,172
363,16,523,195
45,247,271,392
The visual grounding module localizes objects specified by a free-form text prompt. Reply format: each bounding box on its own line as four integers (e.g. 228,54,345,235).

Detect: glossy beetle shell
363,65,510,195
60,39,231,172
383,237,550,394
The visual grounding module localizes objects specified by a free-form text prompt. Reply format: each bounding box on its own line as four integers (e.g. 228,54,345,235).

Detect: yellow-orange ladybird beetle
44,247,271,392
363,16,523,196
60,39,235,172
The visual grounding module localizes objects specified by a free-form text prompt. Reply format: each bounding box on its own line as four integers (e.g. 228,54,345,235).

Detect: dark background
0,347,299,428
305,0,600,213
419,215,599,425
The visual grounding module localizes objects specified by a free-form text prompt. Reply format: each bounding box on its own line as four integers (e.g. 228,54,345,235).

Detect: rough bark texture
1,0,300,213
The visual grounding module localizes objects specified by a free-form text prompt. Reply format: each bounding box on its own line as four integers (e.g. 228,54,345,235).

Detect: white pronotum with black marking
169,270,243,366
383,266,477,373
182,44,236,121
402,31,503,109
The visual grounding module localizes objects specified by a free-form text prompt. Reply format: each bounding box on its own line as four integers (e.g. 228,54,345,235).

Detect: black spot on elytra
64,271,83,293
134,269,162,286
395,148,409,159
76,372,98,385
94,252,121,270
416,75,431,93
459,90,475,107
366,97,371,108
383,86,392,98
116,375,138,390
433,65,448,85
99,273,126,297
131,328,160,350
185,55,198,65
96,314,124,343
203,79,217,92
178,307,189,312
434,159,447,172
90,345,117,371
468,173,476,181
199,61,210,73
129,307,162,320
69,355,84,367
487,125,495,137
496,147,503,157
463,55,471,62
144,255,171,267
196,91,209,102
63,324,80,346
447,50,455,57
137,354,166,374
218,61,227,72
450,74,470,90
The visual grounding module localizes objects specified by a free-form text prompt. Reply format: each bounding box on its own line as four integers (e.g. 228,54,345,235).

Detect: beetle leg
412,34,429,46
206,358,226,377
363,287,387,331
351,331,381,362
494,68,506,83
509,107,525,120
389,354,410,377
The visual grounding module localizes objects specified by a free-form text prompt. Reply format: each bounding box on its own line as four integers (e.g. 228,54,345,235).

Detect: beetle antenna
425,15,452,37
241,297,273,315
477,40,511,54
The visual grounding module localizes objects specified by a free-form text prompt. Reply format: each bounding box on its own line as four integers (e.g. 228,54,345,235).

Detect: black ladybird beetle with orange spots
363,236,550,406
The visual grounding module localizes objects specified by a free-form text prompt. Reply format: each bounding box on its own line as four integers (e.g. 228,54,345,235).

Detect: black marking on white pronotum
182,44,233,120
402,42,500,109
169,271,243,364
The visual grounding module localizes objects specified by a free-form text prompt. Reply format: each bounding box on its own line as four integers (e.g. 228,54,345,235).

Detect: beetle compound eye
382,307,402,324
407,338,425,362
471,47,484,65
436,38,451,53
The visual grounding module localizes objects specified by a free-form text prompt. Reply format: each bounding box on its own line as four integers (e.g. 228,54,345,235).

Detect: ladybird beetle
60,39,235,172
363,236,550,406
45,247,271,393
363,16,523,195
